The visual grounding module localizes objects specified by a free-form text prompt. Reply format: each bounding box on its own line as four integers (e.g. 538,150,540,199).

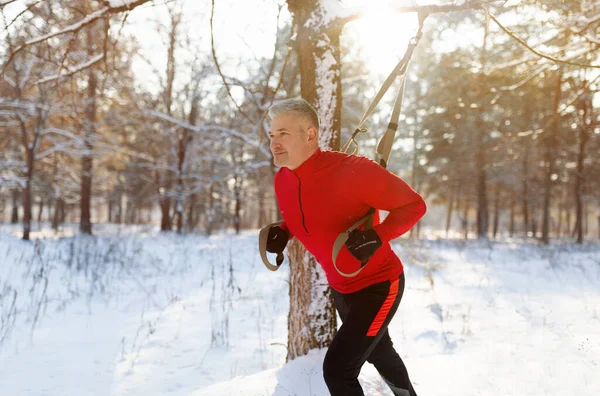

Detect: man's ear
307,126,318,142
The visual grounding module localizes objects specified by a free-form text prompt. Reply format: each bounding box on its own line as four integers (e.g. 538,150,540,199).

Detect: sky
0,222,598,395
119,0,429,95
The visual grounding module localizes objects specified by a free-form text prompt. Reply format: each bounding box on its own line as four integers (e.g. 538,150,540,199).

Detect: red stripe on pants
366,279,399,336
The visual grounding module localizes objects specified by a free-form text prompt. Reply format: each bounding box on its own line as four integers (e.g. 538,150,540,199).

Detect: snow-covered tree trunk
285,0,343,361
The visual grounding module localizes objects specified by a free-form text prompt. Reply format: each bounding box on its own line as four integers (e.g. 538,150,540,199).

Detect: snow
0,223,599,395
315,35,338,151
36,53,105,85
109,0,141,7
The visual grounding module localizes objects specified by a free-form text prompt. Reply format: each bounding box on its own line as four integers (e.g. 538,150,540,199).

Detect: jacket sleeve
349,156,426,243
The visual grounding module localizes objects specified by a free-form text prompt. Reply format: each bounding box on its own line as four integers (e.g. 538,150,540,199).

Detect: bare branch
1,0,43,34
35,53,104,84
0,0,18,8
488,12,600,69
210,0,256,124
1,0,152,73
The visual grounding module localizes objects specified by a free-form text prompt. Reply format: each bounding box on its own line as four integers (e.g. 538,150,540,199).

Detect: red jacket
274,148,426,293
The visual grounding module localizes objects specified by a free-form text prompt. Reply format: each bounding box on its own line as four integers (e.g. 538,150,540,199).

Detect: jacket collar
290,148,322,179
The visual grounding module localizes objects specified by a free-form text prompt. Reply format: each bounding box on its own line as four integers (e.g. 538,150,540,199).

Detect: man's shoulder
320,149,366,164
322,150,376,168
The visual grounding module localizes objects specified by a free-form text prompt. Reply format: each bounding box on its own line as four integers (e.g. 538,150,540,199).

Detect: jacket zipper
293,173,309,234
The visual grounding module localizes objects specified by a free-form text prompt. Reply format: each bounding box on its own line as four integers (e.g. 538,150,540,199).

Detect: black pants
323,273,417,396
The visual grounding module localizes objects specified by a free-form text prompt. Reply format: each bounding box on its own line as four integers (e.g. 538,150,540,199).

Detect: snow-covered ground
0,223,599,396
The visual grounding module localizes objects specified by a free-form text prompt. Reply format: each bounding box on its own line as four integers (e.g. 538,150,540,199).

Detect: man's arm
350,156,426,242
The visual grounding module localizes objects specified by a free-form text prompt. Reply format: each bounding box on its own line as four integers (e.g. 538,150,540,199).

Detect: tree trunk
233,175,242,235
574,88,591,244
116,188,123,224
521,146,530,236
584,203,588,237
463,200,469,240
11,188,19,224
206,181,215,236
541,69,562,244
557,201,563,238
492,184,501,239
37,198,44,223
79,22,97,235
0,193,5,223
520,99,533,237
284,0,341,360
531,207,538,238
159,175,172,231
509,197,515,238
175,130,186,233
475,21,489,240
52,197,63,231
445,183,455,238
287,239,336,361
257,168,267,228
186,193,195,232
565,204,571,238
22,154,33,240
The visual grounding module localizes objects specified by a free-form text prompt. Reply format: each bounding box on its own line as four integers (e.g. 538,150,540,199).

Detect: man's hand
266,226,290,265
345,229,382,264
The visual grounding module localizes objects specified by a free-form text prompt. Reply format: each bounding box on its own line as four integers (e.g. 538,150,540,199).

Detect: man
266,98,426,396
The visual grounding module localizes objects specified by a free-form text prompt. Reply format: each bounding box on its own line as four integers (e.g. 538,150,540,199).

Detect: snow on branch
573,11,600,34
0,0,18,7
147,110,272,160
34,141,79,160
583,33,600,45
2,0,152,72
0,175,27,188
35,53,104,84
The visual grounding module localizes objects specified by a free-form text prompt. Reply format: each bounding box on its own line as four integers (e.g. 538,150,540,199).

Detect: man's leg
366,329,418,396
323,275,405,396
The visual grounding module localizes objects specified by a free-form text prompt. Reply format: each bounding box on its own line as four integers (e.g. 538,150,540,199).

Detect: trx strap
332,12,427,277
259,12,428,274
258,220,284,271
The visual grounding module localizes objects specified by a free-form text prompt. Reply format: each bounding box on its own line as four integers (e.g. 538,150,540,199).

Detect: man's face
269,113,316,170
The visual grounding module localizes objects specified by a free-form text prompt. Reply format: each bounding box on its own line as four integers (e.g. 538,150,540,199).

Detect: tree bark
284,0,341,361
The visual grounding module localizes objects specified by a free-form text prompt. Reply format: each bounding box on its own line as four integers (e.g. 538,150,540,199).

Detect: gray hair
268,98,319,130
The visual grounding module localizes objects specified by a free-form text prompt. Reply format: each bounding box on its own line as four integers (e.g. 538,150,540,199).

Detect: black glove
266,226,290,266
345,228,382,265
